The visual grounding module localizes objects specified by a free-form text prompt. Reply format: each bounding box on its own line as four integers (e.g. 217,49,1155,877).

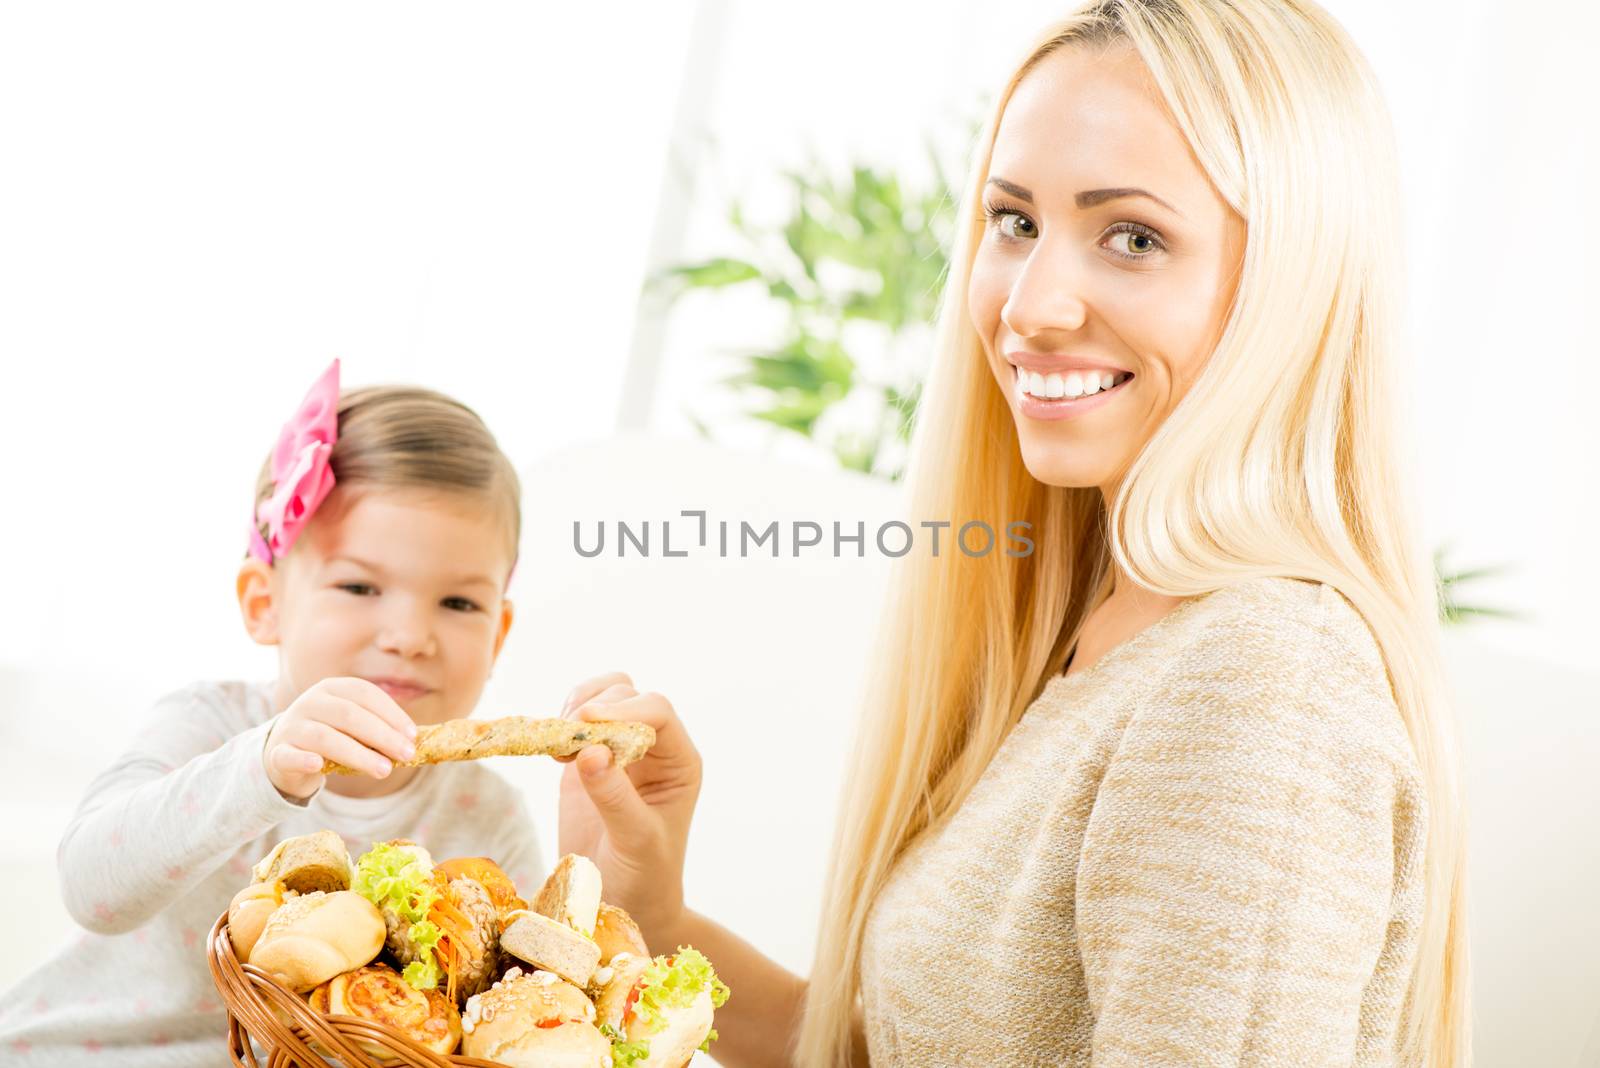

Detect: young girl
0,360,548,1065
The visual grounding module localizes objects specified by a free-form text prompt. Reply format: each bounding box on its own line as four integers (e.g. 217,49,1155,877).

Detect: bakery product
227,880,285,961
352,840,502,1004
246,890,386,993
593,903,650,965
307,963,462,1058
461,969,611,1067
532,853,603,938
592,951,649,1027
251,830,352,893
595,948,729,1068
320,717,655,775
219,837,730,1066
500,910,602,988
436,856,529,922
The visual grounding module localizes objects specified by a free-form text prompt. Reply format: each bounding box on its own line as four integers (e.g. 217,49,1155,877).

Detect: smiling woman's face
968,43,1246,494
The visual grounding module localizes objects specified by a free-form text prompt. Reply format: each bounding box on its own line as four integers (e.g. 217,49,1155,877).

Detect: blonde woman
557,1,1470,1064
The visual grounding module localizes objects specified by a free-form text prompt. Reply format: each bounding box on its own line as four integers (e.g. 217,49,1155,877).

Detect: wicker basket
207,911,512,1068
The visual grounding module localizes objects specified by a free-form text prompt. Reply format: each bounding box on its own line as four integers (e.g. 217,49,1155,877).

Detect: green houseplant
657,150,955,480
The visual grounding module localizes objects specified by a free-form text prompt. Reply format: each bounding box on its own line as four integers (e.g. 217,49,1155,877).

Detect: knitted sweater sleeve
1074,596,1428,1067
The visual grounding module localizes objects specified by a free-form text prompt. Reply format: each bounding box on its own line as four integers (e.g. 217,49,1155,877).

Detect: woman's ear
237,558,280,645
492,597,515,662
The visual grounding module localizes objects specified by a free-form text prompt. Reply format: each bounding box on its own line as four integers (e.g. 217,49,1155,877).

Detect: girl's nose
1001,242,1090,339
377,603,437,659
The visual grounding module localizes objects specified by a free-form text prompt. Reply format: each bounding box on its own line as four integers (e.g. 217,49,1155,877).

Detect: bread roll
532,854,603,937
382,874,501,1003
500,910,601,988
593,902,650,965
251,830,353,894
247,890,386,993
595,952,719,1068
227,881,285,961
591,952,649,1031
623,987,716,1068
437,856,529,921
461,970,610,1068
305,963,462,1058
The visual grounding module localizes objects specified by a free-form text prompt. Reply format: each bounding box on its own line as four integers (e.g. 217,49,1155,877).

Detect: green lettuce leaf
631,946,731,1039
352,842,441,990
600,1022,651,1066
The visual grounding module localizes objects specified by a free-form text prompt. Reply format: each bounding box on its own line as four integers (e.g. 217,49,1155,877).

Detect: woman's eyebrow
986,176,1183,219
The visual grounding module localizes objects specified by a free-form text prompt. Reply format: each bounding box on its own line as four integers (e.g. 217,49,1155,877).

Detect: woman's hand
263,677,418,800
556,672,702,942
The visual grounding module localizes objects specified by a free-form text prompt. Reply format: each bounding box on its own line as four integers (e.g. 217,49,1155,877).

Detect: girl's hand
263,677,418,800
556,672,702,941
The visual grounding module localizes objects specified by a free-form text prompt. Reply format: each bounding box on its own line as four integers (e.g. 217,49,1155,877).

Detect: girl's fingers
327,677,420,742
299,720,395,778
270,742,326,776
316,695,417,765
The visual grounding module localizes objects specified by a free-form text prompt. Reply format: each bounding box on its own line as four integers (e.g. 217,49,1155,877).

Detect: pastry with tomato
460,967,611,1067
593,947,729,1068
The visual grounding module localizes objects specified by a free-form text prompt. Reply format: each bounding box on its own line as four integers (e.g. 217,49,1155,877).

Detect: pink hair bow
248,359,341,564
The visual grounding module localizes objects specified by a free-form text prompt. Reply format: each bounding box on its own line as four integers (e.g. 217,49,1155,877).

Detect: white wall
0,0,696,700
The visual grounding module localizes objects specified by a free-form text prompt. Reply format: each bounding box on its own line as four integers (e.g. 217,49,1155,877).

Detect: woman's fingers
554,677,637,763
561,672,635,716
573,743,655,846
573,691,698,768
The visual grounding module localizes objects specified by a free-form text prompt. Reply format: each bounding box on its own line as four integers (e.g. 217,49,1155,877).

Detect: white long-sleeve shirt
0,678,547,1066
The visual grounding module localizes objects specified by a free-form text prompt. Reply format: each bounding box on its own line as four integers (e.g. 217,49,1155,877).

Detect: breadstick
321,717,655,775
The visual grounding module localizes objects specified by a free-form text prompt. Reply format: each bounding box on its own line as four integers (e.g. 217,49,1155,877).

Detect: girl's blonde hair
253,385,522,564
795,1,1471,1064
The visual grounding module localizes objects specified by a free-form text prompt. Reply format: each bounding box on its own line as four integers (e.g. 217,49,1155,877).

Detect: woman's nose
1000,241,1090,339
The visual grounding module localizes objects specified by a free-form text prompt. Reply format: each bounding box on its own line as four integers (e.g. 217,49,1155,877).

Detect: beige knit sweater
859,576,1427,1067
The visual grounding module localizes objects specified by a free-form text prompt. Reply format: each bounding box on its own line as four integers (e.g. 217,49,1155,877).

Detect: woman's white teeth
1016,367,1130,400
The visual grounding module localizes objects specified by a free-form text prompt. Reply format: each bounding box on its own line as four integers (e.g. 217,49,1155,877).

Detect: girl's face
968,44,1246,494
244,486,516,726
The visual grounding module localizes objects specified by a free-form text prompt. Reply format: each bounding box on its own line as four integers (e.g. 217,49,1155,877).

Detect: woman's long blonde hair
795,1,1471,1064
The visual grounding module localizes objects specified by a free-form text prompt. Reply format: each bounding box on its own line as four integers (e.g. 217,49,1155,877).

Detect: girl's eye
442,597,481,613
1102,223,1167,260
338,583,376,596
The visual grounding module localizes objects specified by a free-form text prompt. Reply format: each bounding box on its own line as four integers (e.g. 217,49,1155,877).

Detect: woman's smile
1010,360,1137,421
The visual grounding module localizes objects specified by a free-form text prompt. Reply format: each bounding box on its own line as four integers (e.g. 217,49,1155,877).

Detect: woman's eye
985,206,1036,241
442,597,481,613
1103,225,1166,260
999,212,1037,240
338,583,376,596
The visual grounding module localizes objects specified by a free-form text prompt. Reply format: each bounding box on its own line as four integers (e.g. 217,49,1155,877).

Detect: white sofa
3,431,1594,1065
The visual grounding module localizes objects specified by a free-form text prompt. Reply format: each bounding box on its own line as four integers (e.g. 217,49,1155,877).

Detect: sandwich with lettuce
468,852,731,1067
352,839,509,1005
